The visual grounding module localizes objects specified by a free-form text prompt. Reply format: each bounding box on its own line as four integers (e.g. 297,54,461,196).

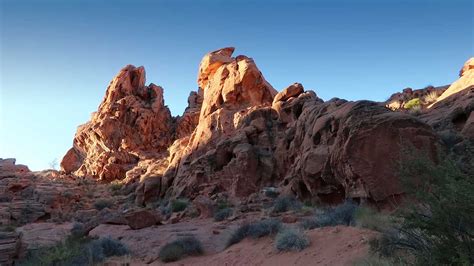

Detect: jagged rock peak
198,47,235,89
60,65,173,181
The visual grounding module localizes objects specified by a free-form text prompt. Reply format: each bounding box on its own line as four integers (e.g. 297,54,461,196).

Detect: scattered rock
125,209,160,230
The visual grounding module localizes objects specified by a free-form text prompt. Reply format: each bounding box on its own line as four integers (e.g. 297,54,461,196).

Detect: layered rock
61,65,173,181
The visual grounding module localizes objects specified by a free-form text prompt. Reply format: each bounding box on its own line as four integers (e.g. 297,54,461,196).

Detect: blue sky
1,0,473,170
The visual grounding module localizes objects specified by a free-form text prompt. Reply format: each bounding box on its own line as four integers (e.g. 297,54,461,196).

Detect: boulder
273,83,304,103
124,210,160,230
193,195,215,219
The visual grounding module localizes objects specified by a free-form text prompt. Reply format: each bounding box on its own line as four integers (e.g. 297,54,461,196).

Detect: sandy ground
101,224,376,266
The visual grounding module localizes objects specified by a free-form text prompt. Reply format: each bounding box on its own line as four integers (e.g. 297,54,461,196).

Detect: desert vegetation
367,148,474,265
159,236,203,262
18,235,129,265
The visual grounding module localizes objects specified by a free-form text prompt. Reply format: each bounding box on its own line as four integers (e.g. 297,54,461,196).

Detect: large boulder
60,65,173,181
282,99,439,203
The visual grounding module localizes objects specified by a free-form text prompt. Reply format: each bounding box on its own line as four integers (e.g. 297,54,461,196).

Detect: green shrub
371,148,474,265
214,208,233,222
87,237,129,263
171,199,188,212
354,206,392,232
274,228,310,252
273,195,302,213
353,254,403,266
299,200,358,229
408,105,422,116
159,236,203,262
226,219,282,247
19,236,129,265
404,98,421,109
216,198,231,210
109,181,123,194
94,199,113,210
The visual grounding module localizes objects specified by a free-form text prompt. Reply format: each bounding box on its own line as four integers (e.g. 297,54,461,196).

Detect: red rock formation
61,65,173,181
282,99,438,203
59,48,455,206
165,47,278,198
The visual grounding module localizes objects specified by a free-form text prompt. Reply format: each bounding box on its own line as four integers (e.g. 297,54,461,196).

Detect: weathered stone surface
193,195,215,219
282,99,438,203
0,231,20,266
0,159,30,179
16,222,74,258
61,65,173,181
273,83,304,103
124,209,160,230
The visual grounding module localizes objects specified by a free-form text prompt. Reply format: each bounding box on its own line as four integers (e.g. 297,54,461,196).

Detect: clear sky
1,0,472,170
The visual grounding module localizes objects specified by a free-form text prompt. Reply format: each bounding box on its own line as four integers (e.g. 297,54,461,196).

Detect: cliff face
61,49,473,205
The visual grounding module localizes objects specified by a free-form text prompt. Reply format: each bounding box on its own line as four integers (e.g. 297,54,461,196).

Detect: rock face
61,65,173,181
282,99,438,203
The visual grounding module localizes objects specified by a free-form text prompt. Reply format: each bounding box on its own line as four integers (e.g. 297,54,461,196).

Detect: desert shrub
438,130,463,149
70,222,85,238
159,236,203,262
216,198,231,210
353,254,403,266
109,181,123,194
214,207,233,222
371,148,474,265
273,195,302,213
408,105,422,116
0,224,16,232
274,228,310,252
355,206,392,232
300,200,358,229
423,90,438,104
226,219,282,247
404,98,421,109
94,198,113,210
171,198,188,212
262,187,280,198
62,191,73,199
17,235,128,266
93,237,129,262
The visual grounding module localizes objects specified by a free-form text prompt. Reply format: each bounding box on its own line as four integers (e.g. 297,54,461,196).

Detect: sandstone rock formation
61,65,173,181
59,49,474,207
165,47,278,198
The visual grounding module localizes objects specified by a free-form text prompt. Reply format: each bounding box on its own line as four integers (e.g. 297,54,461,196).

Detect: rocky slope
2,49,472,265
